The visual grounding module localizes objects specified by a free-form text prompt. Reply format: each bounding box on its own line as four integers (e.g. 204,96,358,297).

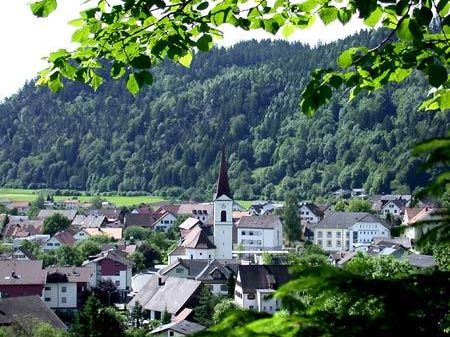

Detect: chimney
158,276,165,286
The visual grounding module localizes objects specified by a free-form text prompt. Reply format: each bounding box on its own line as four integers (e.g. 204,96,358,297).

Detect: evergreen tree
284,193,300,244
194,285,219,327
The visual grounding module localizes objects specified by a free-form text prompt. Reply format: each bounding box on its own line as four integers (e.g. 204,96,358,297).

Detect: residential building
6,202,30,214
380,199,407,218
43,266,95,314
299,202,323,224
249,201,275,215
371,194,411,212
0,296,66,330
236,215,283,251
313,212,390,252
1,247,36,261
72,214,107,228
43,228,77,251
153,211,177,232
178,217,202,238
177,203,213,222
127,276,202,321
402,207,443,242
37,209,77,222
83,249,133,300
0,260,47,298
3,216,44,240
234,265,291,313
150,320,205,337
84,227,123,240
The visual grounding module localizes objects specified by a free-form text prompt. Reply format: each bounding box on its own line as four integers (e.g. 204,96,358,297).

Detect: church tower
213,147,234,259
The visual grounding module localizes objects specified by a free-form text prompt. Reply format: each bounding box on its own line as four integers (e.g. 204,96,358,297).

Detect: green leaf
337,47,363,69
281,23,295,38
179,51,193,67
197,34,213,51
396,18,413,41
126,73,141,95
91,72,104,90
318,6,338,25
138,70,153,85
68,18,84,27
72,26,90,43
428,63,448,88
30,0,57,17
48,49,69,62
363,6,382,27
197,2,209,10
337,9,352,25
110,62,126,80
130,54,152,69
439,90,450,110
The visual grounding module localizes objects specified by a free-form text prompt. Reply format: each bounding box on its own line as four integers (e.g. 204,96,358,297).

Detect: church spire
215,146,232,200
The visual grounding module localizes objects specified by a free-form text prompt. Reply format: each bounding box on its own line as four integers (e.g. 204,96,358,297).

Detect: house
6,202,30,214
178,217,202,238
127,275,202,321
380,199,407,218
0,296,66,330
249,201,275,215
124,213,156,228
168,226,216,263
43,228,77,251
1,247,36,261
150,320,205,337
351,188,367,198
402,207,443,242
83,248,133,299
159,258,239,296
177,203,214,222
234,265,291,313
152,211,177,232
12,234,50,248
312,212,390,252
0,260,47,298
236,215,283,251
3,216,44,240
371,194,411,212
63,199,80,209
72,214,107,228
43,266,95,314
88,207,125,224
299,202,323,224
84,227,123,240
37,209,77,222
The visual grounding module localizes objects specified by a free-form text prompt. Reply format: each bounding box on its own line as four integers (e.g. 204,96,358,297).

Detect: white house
402,207,443,242
43,266,95,314
43,229,76,251
381,199,407,218
234,265,290,313
150,320,205,337
299,202,323,224
236,215,283,251
153,212,177,232
313,212,390,252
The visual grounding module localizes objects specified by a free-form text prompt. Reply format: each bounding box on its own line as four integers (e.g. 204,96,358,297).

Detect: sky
0,1,363,100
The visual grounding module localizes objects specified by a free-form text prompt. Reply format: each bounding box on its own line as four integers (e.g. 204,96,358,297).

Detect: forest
0,29,448,201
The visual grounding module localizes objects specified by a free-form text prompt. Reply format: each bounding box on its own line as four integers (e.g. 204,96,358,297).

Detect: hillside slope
0,29,448,200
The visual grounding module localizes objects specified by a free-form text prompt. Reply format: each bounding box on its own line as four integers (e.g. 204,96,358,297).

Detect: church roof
214,147,232,200
182,226,216,250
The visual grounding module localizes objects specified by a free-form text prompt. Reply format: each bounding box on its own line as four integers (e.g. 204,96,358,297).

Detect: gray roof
195,259,239,283
46,266,94,283
406,254,437,268
151,320,205,335
160,259,209,278
0,295,66,330
238,265,291,293
37,209,77,221
128,276,201,314
0,260,46,285
83,248,133,267
315,212,389,229
72,215,106,228
237,215,282,229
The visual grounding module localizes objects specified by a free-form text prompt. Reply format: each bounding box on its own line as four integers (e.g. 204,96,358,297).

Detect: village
0,148,444,335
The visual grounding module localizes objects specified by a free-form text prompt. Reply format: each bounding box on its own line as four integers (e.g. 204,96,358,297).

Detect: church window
221,210,226,222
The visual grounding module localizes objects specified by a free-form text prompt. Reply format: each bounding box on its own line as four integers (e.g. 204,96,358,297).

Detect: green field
0,189,166,207
0,189,252,209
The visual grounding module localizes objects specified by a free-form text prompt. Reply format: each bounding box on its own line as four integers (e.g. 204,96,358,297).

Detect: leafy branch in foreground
31,0,449,112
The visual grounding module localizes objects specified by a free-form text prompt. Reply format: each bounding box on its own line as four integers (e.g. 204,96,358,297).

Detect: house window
247,293,255,300
249,305,254,310
317,231,323,238
175,268,184,274
336,232,341,238
45,286,51,291
61,297,67,304
327,240,332,247
221,210,227,222
235,291,242,298
61,286,67,293
115,280,120,286
318,240,323,246
45,297,51,302
336,240,341,247
115,271,120,276
326,231,332,238
169,332,174,337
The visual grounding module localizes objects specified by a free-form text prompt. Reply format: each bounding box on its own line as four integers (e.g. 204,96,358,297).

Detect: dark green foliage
283,193,300,243
161,309,171,324
42,213,71,236
0,32,446,200
194,285,220,327
71,295,125,337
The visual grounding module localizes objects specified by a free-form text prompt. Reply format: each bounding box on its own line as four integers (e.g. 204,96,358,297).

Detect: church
168,148,234,262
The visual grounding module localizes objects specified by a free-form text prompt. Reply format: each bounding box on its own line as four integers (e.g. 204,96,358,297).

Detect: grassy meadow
0,188,252,209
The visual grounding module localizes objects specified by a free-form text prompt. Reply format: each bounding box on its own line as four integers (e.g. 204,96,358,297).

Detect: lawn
0,189,253,209
0,189,166,207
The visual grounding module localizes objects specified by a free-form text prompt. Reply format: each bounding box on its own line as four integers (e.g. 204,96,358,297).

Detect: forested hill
0,29,448,201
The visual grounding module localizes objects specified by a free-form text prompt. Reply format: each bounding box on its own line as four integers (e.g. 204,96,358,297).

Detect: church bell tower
213,147,234,259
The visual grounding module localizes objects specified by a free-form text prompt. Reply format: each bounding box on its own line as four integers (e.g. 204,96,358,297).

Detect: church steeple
215,146,232,200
